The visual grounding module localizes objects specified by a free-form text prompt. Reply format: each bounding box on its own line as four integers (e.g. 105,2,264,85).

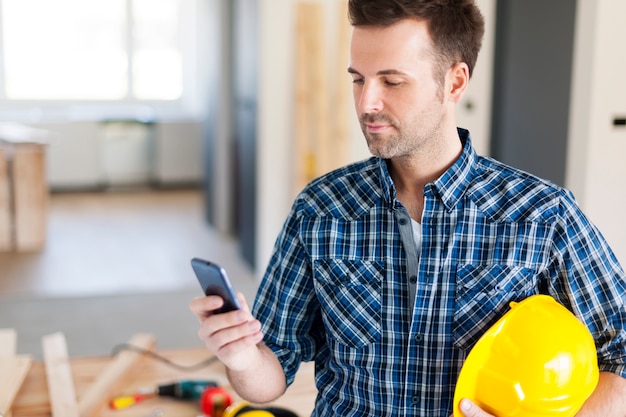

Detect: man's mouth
361,114,394,134
365,123,391,133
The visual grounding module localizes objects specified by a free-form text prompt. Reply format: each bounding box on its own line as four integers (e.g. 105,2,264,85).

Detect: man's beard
360,113,406,159
360,107,446,160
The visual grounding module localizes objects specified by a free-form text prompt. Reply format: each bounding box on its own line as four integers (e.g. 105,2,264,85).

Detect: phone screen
191,258,242,314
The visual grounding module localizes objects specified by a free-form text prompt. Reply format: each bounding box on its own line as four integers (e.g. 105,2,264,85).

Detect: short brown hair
348,0,484,81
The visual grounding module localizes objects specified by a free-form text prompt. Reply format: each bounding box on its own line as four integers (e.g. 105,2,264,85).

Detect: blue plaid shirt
252,129,626,416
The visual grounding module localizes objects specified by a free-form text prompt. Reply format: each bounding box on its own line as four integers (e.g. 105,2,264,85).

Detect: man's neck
388,131,463,221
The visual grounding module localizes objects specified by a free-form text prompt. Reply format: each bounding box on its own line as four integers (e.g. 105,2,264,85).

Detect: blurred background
0,0,625,359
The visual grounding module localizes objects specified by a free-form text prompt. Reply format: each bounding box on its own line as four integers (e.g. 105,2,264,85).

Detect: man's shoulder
468,155,574,223
295,157,383,220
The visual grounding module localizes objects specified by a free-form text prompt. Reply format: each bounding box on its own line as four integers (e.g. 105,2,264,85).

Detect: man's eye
385,80,402,87
352,78,364,85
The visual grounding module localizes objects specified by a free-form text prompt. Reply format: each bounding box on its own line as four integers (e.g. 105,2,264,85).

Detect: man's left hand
453,399,496,417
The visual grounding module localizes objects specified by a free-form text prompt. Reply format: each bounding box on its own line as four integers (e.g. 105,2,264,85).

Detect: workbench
11,346,316,417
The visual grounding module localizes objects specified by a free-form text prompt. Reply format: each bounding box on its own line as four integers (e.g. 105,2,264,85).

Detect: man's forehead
349,21,434,76
350,20,433,55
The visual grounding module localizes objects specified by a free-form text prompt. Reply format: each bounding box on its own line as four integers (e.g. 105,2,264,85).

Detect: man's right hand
189,293,264,371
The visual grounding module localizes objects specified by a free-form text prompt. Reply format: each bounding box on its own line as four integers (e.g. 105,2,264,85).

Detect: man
190,0,626,415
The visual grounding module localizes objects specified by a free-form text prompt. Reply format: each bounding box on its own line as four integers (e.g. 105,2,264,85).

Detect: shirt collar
377,156,397,208
376,128,477,211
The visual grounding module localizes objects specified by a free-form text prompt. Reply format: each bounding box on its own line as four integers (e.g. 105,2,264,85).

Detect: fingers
199,309,259,348
189,292,252,320
458,399,495,417
238,292,252,313
208,316,264,355
200,309,264,371
189,295,225,322
190,292,264,370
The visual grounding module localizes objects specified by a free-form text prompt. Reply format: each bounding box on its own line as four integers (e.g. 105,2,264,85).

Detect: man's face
349,19,450,160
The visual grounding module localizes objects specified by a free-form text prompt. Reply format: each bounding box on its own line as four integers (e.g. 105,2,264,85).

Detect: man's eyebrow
347,67,409,76
376,69,409,76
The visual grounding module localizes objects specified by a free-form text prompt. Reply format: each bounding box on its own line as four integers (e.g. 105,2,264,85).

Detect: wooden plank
0,146,11,251
310,3,331,180
42,332,80,417
0,328,16,417
78,333,156,417
293,1,315,196
331,0,351,171
0,356,33,417
12,144,47,251
293,2,329,197
0,328,17,417
0,328,31,417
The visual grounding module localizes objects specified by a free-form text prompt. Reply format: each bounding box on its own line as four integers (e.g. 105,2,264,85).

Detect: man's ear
447,62,470,103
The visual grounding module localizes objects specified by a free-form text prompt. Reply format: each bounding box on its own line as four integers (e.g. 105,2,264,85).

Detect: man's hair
348,0,485,82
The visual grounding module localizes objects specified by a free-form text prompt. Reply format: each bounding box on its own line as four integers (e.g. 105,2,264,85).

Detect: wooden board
12,144,47,251
0,329,32,417
0,357,33,417
293,2,329,197
331,0,351,171
292,1,353,197
78,333,156,417
0,328,17,417
42,333,80,417
0,146,11,251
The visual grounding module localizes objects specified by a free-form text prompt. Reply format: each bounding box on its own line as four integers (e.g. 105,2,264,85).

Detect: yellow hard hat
453,294,599,417
222,402,274,417
222,402,298,417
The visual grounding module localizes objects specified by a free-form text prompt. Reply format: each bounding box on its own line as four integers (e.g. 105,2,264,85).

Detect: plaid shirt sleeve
252,199,324,386
547,189,626,376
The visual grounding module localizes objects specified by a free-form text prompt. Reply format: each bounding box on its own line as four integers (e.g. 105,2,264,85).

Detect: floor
0,188,260,359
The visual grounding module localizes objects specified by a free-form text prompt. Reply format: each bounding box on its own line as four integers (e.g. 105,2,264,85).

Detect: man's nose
357,82,384,113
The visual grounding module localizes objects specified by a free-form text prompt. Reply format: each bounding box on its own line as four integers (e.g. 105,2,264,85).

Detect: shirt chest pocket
453,264,538,352
313,259,384,349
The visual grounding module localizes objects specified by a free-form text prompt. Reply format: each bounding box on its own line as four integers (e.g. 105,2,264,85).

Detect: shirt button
398,218,408,226
409,275,417,284
414,334,423,342
412,395,420,405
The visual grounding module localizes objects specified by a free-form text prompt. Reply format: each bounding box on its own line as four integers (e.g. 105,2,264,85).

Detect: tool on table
199,387,233,417
110,380,218,410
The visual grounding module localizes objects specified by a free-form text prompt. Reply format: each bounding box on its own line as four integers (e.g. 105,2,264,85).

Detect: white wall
567,0,626,264
257,0,296,275
456,0,496,156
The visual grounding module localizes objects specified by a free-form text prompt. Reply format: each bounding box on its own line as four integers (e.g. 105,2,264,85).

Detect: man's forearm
576,372,626,416
226,342,287,403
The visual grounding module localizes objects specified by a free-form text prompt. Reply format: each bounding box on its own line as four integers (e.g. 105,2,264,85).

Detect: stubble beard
360,106,446,160
360,113,423,160
361,114,405,159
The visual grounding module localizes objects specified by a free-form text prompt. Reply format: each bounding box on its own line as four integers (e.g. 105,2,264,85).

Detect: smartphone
191,257,242,314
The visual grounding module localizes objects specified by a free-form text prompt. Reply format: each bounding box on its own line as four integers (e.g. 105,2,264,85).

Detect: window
0,0,193,103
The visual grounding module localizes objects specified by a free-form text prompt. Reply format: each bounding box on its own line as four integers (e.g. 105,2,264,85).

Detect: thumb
237,292,252,314
458,399,494,417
